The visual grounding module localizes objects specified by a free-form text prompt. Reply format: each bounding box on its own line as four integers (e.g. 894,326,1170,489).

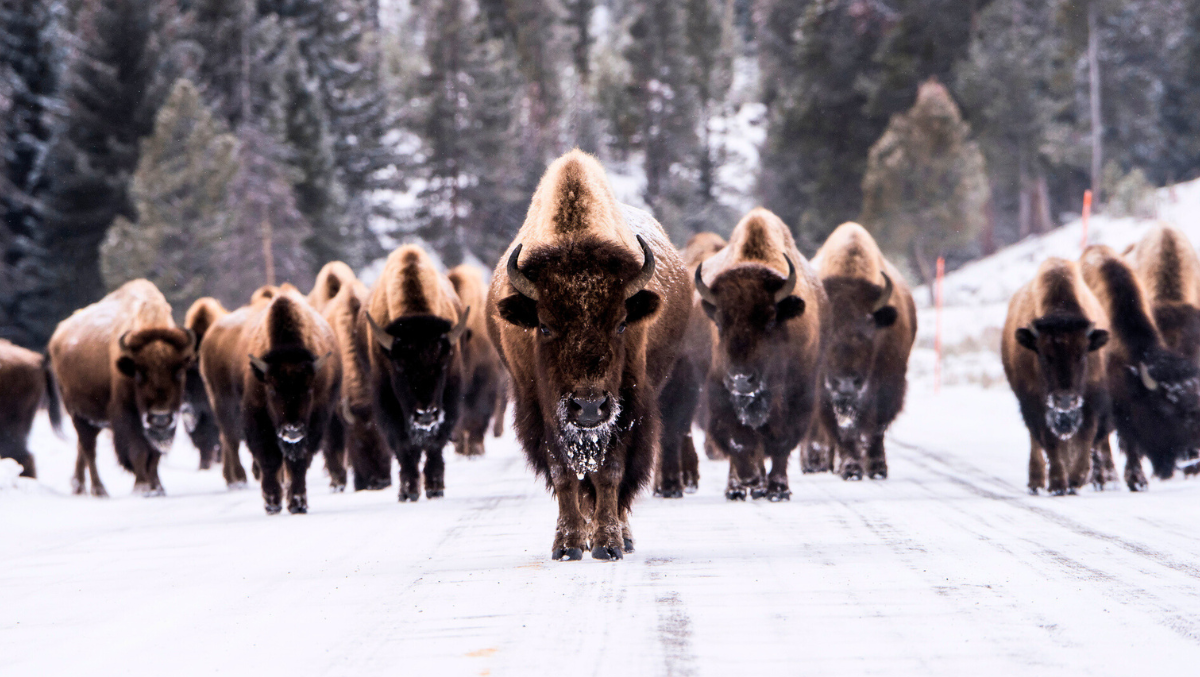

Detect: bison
365,245,469,501
694,208,827,501
653,231,727,497
183,297,229,470
201,286,341,513
308,261,358,313
1002,258,1111,495
49,280,196,497
1082,244,1200,489
1127,225,1200,363
447,264,505,457
805,223,916,480
487,150,690,561
0,339,62,477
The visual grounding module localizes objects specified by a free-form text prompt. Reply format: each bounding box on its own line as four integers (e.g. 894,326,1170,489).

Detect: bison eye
617,322,627,335
539,323,551,337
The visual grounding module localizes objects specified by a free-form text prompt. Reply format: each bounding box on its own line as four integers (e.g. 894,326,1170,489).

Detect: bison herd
1,150,1194,562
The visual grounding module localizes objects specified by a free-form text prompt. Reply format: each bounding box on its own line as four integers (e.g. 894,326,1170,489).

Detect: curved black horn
448,307,470,343
774,256,797,303
1139,362,1159,391
624,235,656,299
507,244,539,301
694,262,717,304
183,327,198,351
365,312,395,353
872,272,894,312
118,331,131,352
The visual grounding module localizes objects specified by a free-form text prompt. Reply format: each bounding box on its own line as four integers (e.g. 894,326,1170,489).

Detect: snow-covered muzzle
556,395,622,479
1044,393,1084,440
826,377,867,430
407,407,445,446
729,390,769,429
141,411,176,453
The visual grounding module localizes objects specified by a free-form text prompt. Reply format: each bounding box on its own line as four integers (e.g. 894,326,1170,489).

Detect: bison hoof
399,491,420,502
623,537,635,553
288,496,308,514
767,489,791,502
868,464,888,480
654,487,684,499
1128,479,1148,492
226,480,248,491
90,485,109,498
426,488,444,499
1049,487,1067,497
553,547,584,561
329,483,346,493
1028,487,1040,496
725,488,747,501
750,487,768,499
840,465,864,481
591,544,623,561
141,487,165,498
370,478,393,490
683,480,698,494
264,503,282,515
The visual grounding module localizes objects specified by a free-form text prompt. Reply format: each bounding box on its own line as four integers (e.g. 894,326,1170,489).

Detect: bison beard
556,395,622,478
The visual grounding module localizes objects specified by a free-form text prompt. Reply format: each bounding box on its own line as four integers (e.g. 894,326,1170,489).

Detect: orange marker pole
1081,189,1092,251
935,256,944,395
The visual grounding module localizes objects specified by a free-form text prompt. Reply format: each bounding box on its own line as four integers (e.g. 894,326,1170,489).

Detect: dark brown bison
653,231,726,497
1002,258,1111,495
1128,225,1200,363
183,297,229,470
1082,244,1200,489
365,245,469,501
201,287,341,513
0,339,62,477
320,273,392,491
804,223,916,480
694,208,827,501
447,264,505,457
49,280,196,497
487,150,690,561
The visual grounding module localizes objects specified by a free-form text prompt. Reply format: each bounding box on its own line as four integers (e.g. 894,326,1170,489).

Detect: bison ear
776,296,805,322
249,354,269,382
1015,328,1038,353
116,356,137,378
1087,328,1109,352
872,306,898,328
497,294,539,329
625,290,660,325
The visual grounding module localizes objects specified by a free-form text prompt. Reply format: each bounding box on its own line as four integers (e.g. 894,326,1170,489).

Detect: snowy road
3,384,1200,676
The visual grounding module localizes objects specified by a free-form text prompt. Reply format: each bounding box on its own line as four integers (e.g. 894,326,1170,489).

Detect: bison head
695,257,804,429
1015,315,1108,440
1121,348,1200,477
1152,302,1200,363
820,273,898,429
115,328,197,452
498,236,658,476
367,310,469,443
249,347,332,458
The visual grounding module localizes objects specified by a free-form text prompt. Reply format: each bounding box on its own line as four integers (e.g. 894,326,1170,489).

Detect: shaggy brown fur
1128,225,1200,362
0,339,62,477
308,261,358,313
201,288,341,513
184,298,229,469
448,264,505,457
1002,258,1111,495
487,150,690,561
1082,245,1200,488
696,208,827,501
806,223,917,480
367,245,467,501
49,280,195,497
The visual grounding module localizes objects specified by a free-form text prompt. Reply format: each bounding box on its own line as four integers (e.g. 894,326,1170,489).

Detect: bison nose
568,394,610,428
414,407,440,426
278,423,306,444
146,412,175,430
1050,393,1083,411
725,372,759,395
830,376,862,396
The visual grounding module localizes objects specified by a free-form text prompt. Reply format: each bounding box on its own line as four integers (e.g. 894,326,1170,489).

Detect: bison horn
313,351,333,372
183,327,198,351
775,256,797,304
118,331,131,352
448,307,470,343
365,312,395,353
624,235,656,299
249,354,269,376
694,262,717,304
507,244,540,301
1139,362,1159,391
872,272,894,313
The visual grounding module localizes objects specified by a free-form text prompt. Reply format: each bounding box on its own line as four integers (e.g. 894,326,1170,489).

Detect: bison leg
112,417,163,497
1027,433,1046,494
866,433,888,480
835,431,864,481
349,419,391,491
620,510,635,554
245,417,283,514
71,417,106,497
655,358,700,499
395,445,421,501
219,429,248,488
763,445,792,502
144,451,165,496
1090,432,1118,489
322,415,348,492
1118,434,1149,492
423,446,445,499
1044,437,1071,496
550,470,587,561
284,454,313,514
492,382,508,438
722,443,764,501
681,433,700,494
589,465,625,561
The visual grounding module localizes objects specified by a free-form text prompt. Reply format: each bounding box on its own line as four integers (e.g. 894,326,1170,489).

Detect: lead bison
694,208,827,501
1082,244,1200,489
0,339,62,477
1002,258,1110,495
487,150,690,560
49,280,196,496
365,245,469,501
448,264,505,457
804,223,916,480
201,286,341,513
183,297,229,469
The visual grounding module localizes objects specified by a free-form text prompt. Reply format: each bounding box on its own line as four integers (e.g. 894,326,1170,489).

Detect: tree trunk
981,194,996,256
1088,0,1102,206
261,218,275,287
909,236,934,304
1018,148,1031,238
1035,172,1053,233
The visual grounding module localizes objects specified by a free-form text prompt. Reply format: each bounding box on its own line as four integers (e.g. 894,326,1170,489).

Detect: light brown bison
1002,258,1111,495
365,245,469,501
183,297,229,470
653,231,727,497
308,261,358,313
805,223,916,480
1127,225,1200,363
1082,244,1200,489
447,264,505,457
49,280,196,496
487,150,690,561
694,208,828,501
0,339,62,477
201,287,341,513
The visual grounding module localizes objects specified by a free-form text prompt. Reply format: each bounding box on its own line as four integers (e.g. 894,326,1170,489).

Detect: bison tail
42,354,65,438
